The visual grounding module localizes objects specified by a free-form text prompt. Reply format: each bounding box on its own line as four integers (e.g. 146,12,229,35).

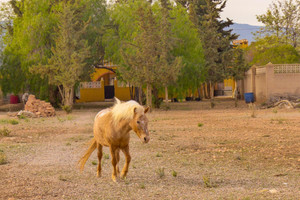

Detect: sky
0,0,274,26
220,0,274,26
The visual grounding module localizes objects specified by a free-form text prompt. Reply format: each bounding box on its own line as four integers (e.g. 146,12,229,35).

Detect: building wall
114,80,134,101
266,64,300,99
243,63,300,102
255,67,267,102
76,80,105,102
77,79,135,102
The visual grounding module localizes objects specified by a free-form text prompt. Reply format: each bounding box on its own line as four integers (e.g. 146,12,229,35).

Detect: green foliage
104,0,204,103
189,0,237,86
246,36,300,65
0,126,11,137
0,119,19,125
198,123,204,127
256,0,300,50
31,1,90,108
156,167,165,178
0,0,107,102
230,47,250,80
0,0,55,96
62,105,72,114
0,151,8,165
172,170,177,177
169,4,205,96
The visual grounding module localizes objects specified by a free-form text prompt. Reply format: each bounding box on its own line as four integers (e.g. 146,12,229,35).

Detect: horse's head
130,107,150,143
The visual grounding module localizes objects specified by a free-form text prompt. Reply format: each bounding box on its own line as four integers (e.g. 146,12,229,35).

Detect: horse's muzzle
143,136,150,143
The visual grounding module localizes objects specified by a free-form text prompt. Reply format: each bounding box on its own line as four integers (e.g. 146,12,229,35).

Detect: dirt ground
0,99,299,200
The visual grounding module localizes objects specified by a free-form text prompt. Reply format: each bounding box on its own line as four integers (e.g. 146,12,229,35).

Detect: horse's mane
111,98,144,125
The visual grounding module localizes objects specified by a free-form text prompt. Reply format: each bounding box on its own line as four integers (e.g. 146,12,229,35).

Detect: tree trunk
62,86,74,113
146,83,152,111
165,86,169,106
234,79,238,107
209,81,215,108
138,86,143,105
205,82,209,99
197,87,201,99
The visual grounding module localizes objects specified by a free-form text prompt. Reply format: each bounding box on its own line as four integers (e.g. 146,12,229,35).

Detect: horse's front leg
109,145,118,182
121,145,131,179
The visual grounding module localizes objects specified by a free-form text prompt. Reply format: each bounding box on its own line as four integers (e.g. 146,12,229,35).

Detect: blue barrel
244,93,254,103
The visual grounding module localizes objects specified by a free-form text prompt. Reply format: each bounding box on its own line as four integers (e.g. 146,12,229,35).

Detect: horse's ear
144,107,150,113
114,97,121,104
134,107,137,114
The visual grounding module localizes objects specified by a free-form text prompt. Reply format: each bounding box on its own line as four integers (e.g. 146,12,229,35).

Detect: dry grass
0,99,299,199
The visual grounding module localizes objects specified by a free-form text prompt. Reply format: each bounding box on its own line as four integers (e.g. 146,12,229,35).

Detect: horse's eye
137,121,140,124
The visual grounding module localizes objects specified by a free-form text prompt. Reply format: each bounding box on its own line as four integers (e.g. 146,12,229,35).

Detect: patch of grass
58,175,68,182
0,119,19,125
17,114,28,119
202,175,217,188
67,136,86,142
67,115,74,121
172,170,177,177
139,182,145,189
156,152,162,157
57,116,66,123
91,161,97,165
62,105,72,114
198,123,204,127
103,153,109,160
262,135,270,137
0,127,11,137
272,109,278,113
271,118,287,124
0,151,8,165
65,142,71,146
156,167,165,178
124,178,130,185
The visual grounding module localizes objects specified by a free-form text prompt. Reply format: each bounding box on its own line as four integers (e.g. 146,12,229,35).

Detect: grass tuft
0,127,11,137
0,151,8,165
203,175,217,188
156,167,165,178
172,170,177,177
198,123,204,127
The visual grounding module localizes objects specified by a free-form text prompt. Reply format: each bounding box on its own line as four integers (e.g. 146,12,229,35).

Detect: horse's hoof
97,173,101,178
112,175,117,182
120,173,127,179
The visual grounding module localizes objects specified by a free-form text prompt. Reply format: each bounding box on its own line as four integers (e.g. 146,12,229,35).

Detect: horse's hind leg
121,145,131,179
115,149,120,176
97,143,103,177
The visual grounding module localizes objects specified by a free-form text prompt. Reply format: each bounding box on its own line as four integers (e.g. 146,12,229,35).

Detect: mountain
228,23,263,44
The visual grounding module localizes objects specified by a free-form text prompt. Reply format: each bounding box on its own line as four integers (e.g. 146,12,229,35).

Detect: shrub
0,151,8,165
0,127,11,137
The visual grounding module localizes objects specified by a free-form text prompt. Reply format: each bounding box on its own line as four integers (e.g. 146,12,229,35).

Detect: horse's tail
78,138,97,171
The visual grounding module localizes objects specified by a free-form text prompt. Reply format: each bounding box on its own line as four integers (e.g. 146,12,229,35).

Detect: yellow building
76,61,134,102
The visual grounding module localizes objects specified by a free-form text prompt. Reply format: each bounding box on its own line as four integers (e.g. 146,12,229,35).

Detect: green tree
256,0,300,50
170,4,205,100
105,0,204,106
0,0,53,97
32,1,90,110
185,0,237,104
246,35,300,65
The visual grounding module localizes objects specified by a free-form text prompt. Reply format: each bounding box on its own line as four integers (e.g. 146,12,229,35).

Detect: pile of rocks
24,95,56,117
